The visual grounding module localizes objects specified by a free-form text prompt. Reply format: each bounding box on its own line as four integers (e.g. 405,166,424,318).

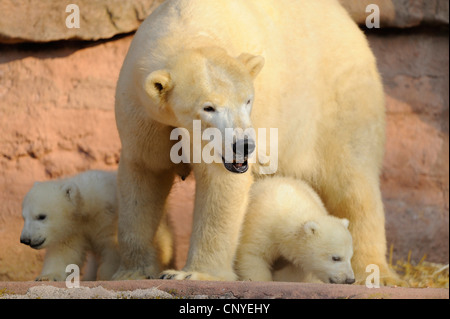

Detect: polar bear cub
235,177,355,284
20,170,120,281
20,170,173,281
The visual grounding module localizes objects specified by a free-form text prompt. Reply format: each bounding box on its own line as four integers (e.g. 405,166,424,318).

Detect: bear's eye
203,105,216,112
36,214,47,221
246,99,251,105
332,256,341,262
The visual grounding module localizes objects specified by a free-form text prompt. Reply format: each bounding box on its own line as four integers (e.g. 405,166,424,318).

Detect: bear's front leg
96,239,121,281
112,159,175,280
160,164,253,281
36,244,85,282
235,253,273,282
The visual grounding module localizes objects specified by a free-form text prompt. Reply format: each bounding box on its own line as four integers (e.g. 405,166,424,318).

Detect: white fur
21,170,173,281
113,0,397,283
236,177,355,284
21,171,120,281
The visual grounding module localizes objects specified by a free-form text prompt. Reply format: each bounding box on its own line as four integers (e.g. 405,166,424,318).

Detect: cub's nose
345,278,356,285
20,237,31,246
232,138,256,157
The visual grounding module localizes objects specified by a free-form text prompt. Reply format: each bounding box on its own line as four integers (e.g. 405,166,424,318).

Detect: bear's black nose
20,237,31,246
232,138,255,157
345,278,356,285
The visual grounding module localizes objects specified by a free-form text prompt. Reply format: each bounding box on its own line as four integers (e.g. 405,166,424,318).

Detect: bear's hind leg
321,172,405,286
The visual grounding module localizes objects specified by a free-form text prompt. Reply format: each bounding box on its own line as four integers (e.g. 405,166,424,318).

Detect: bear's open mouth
30,238,46,249
222,157,249,174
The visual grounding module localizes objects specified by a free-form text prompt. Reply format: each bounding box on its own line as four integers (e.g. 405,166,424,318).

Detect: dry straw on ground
389,245,449,289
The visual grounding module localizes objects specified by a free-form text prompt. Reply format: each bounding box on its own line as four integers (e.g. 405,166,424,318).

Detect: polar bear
20,170,173,281
235,177,355,284
113,0,399,284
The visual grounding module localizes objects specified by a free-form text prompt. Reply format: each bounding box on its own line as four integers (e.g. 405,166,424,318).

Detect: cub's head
20,181,80,250
292,216,355,284
142,47,265,174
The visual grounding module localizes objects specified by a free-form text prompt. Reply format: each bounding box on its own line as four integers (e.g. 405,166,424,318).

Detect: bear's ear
144,69,173,104
237,53,265,79
341,218,350,229
304,221,319,236
62,182,80,207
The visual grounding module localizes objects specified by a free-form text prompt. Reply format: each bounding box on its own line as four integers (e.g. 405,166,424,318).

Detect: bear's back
73,170,117,215
248,176,328,224
123,0,368,89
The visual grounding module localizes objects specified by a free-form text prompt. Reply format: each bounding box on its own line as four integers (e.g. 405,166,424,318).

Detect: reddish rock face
370,30,449,263
0,38,128,280
1,0,446,44
0,0,164,43
339,0,449,28
0,2,448,281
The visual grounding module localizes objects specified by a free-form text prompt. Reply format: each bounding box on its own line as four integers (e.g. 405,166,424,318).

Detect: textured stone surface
0,0,163,43
0,0,449,44
0,29,448,281
1,284,174,299
371,29,449,263
339,0,449,28
0,38,127,280
0,280,448,299
339,0,396,27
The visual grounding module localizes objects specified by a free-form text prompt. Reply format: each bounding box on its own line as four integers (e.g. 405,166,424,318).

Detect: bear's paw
35,273,66,282
112,266,159,280
159,269,228,281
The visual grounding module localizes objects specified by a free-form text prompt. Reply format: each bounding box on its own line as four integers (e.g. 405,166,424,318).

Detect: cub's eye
246,99,251,105
203,105,216,112
36,214,47,221
332,256,341,262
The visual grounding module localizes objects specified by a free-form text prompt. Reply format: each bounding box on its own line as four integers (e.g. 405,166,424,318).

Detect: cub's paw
112,266,159,280
159,269,225,281
380,274,409,287
355,267,409,287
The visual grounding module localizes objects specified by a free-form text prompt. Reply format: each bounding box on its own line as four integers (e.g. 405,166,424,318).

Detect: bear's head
286,216,355,284
20,180,81,250
143,47,265,174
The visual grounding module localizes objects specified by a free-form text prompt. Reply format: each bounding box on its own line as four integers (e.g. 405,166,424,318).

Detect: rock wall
0,0,448,280
0,0,164,43
373,28,449,263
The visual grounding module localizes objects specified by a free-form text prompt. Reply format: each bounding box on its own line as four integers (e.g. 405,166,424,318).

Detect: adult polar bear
114,0,398,284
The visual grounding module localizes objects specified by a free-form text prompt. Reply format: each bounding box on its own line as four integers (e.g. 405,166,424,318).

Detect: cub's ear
62,182,80,207
341,218,350,229
237,53,265,79
144,69,173,104
304,221,319,236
